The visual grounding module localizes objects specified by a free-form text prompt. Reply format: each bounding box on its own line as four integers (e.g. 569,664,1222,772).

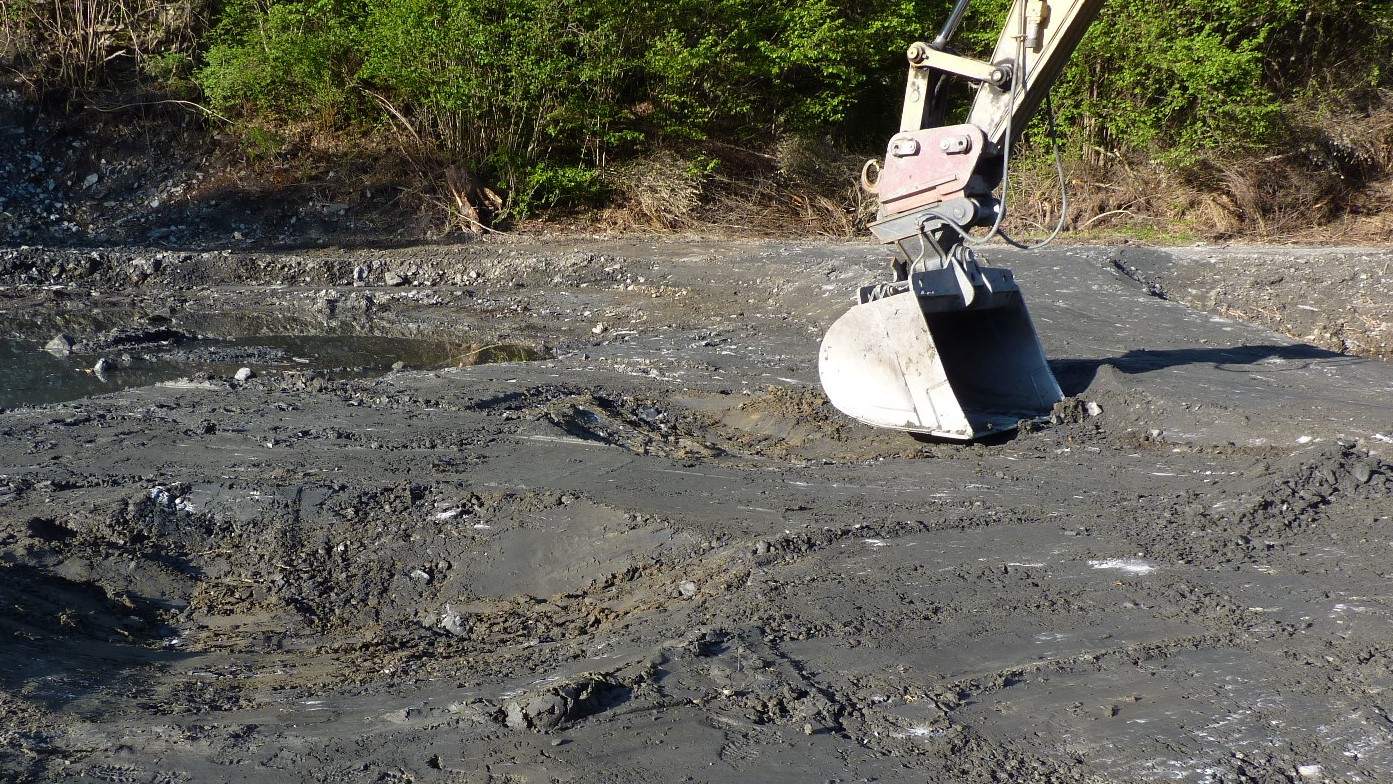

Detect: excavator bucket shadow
818,275,1062,440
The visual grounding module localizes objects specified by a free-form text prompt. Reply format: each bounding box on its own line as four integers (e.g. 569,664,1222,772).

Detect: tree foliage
3,0,1390,208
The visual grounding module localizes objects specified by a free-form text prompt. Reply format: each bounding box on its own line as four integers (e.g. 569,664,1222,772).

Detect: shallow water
0,334,532,409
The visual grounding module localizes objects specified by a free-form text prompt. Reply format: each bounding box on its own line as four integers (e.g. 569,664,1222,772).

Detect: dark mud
3,238,1393,783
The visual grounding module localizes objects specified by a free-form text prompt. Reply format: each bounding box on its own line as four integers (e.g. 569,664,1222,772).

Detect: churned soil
3,236,1393,783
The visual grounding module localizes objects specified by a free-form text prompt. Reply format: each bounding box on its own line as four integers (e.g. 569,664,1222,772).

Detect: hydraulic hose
932,0,974,49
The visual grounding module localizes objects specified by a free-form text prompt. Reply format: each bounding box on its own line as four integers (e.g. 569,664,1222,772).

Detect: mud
3,238,1393,783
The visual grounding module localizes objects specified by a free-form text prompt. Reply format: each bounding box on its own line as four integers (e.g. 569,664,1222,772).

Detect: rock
678,580,698,599
499,674,620,732
523,695,567,730
384,270,405,286
391,361,406,371
503,701,528,730
1351,461,1374,484
93,357,114,376
440,604,467,636
234,367,255,382
592,322,607,335
44,334,73,357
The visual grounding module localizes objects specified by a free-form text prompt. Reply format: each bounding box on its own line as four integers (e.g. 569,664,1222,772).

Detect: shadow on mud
0,561,191,711
1052,343,1351,396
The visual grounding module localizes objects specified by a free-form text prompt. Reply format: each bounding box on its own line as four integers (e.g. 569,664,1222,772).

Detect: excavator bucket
818,266,1062,440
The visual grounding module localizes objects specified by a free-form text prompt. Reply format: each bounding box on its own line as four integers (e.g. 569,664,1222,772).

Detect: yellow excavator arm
818,0,1103,440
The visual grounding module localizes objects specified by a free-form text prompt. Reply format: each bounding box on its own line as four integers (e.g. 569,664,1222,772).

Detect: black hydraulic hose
931,0,973,49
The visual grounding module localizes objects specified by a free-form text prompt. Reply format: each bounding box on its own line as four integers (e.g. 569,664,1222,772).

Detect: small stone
440,604,467,636
384,270,405,286
1085,401,1103,417
44,334,73,357
592,322,607,335
678,580,698,599
93,357,114,376
391,361,405,371
504,701,528,730
234,367,255,382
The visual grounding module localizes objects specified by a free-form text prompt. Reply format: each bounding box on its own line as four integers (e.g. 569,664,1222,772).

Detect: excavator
818,0,1104,440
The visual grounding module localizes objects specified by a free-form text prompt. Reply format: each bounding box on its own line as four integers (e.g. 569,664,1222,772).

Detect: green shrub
196,0,365,123
181,0,1391,209
513,162,609,218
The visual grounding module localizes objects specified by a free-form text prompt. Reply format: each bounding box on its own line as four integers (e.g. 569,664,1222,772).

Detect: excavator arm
876,0,1104,250
818,0,1103,439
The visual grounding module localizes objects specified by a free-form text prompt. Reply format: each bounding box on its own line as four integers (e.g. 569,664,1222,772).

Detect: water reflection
1,335,539,409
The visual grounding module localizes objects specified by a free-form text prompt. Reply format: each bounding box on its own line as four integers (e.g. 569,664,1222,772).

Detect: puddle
0,335,542,409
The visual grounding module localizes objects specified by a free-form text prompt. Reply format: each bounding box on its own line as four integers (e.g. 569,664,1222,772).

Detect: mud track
3,238,1393,783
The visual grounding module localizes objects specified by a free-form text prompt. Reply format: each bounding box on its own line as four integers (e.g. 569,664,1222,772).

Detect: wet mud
3,238,1393,783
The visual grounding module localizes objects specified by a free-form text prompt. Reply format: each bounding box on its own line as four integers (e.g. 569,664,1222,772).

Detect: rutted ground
2,238,1393,783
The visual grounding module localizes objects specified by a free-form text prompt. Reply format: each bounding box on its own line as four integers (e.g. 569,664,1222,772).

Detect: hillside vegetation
3,0,1391,239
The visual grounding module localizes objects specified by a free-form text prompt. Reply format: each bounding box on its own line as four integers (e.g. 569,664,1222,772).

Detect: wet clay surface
3,238,1393,783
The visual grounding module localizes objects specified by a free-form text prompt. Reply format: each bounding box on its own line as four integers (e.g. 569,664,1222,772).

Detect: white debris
440,604,467,636
44,334,73,356
1088,558,1157,575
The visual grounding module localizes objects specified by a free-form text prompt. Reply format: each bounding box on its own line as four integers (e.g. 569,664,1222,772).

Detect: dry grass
597,138,873,237
1,0,207,92
587,101,1392,245
1002,101,1393,245
602,151,706,231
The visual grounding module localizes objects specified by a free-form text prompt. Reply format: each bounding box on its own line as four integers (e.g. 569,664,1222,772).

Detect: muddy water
0,335,540,409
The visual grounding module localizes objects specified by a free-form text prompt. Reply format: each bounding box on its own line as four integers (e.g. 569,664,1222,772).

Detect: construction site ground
2,237,1393,783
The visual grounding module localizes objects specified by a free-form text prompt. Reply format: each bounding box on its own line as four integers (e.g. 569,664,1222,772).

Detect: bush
193,0,940,210
12,0,1382,223
196,0,364,124
1055,0,1391,161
